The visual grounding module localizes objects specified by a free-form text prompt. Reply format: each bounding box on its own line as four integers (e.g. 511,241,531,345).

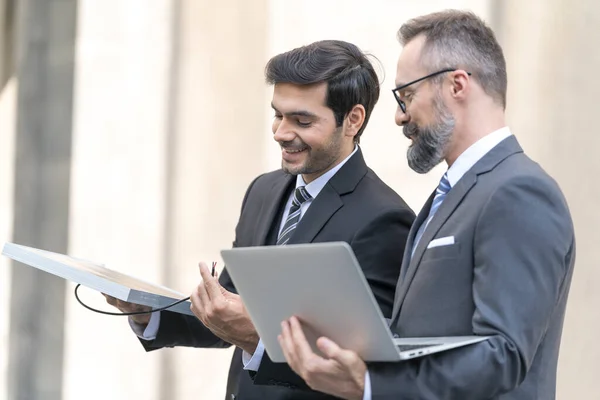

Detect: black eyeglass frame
392,68,472,113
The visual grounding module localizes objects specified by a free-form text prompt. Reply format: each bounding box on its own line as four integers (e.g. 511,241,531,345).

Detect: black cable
74,283,191,316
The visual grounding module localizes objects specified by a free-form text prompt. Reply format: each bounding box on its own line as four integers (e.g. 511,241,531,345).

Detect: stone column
501,0,600,397
7,0,77,399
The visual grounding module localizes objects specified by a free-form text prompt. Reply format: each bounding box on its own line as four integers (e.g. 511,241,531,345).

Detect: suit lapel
254,174,295,245
392,176,476,316
409,171,477,269
399,192,435,281
288,184,343,244
392,135,525,319
288,148,368,244
391,193,434,318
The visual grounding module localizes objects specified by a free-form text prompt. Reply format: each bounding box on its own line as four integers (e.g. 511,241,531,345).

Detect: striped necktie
411,172,451,256
276,186,312,246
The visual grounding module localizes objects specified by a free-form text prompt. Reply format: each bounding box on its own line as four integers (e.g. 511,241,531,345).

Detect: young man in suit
272,11,576,400
105,40,415,400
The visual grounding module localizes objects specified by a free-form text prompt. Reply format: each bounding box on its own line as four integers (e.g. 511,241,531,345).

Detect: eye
273,113,282,120
296,120,312,128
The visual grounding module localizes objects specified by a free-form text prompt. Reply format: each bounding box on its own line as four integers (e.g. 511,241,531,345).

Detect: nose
395,107,409,126
273,118,296,143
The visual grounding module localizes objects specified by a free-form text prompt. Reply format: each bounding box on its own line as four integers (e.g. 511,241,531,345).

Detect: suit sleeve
251,207,414,389
368,176,574,399
139,174,263,351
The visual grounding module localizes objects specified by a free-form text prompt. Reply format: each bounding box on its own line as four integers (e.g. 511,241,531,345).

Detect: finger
117,299,149,313
317,336,359,366
104,295,118,307
279,320,299,370
288,316,318,362
215,270,227,294
116,299,131,311
199,262,223,300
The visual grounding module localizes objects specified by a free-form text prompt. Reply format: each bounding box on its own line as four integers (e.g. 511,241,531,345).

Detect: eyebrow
271,103,318,119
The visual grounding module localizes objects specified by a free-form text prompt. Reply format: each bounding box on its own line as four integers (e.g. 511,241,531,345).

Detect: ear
344,104,366,140
449,70,471,100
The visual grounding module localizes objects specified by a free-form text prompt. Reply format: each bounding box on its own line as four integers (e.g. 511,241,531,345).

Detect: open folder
1,242,193,315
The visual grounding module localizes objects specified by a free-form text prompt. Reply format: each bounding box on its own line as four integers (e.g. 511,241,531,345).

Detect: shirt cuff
128,311,160,340
362,370,371,400
242,339,265,371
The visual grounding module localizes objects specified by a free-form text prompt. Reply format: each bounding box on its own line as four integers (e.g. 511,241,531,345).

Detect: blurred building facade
0,0,598,399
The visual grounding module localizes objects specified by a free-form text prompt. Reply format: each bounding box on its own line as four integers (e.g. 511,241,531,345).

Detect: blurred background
0,0,598,399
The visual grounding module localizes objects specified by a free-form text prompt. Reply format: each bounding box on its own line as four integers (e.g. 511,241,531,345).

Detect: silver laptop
2,242,194,315
221,242,488,363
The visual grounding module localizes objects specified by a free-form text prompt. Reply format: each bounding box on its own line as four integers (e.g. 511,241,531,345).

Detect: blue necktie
411,172,451,256
276,186,312,246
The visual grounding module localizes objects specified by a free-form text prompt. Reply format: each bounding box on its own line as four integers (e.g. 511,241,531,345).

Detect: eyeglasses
392,68,471,113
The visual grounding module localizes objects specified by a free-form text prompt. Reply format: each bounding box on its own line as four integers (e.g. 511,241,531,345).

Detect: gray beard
405,94,455,174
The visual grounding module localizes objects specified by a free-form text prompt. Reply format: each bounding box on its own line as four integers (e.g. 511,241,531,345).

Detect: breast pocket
404,242,472,330
421,242,461,262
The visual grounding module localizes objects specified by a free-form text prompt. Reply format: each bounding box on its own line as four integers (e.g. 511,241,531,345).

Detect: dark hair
265,40,380,143
398,10,507,109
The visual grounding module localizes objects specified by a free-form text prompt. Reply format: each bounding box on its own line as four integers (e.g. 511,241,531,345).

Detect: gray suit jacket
369,136,575,399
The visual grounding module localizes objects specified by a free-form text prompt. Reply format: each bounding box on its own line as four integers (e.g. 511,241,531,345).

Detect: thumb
316,337,340,358
212,270,226,293
317,337,355,364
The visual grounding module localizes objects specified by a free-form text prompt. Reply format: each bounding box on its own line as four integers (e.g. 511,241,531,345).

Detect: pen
211,262,216,277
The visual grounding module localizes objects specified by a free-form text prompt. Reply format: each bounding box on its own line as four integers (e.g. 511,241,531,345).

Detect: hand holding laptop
100,261,223,325
279,315,367,400
102,294,152,325
221,242,488,363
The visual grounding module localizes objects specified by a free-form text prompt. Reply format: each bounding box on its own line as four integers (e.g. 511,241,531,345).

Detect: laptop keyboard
397,344,439,352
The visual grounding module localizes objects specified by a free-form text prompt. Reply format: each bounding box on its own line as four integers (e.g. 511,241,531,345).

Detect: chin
281,163,304,176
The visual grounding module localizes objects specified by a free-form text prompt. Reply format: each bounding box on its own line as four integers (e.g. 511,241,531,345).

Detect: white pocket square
427,236,455,249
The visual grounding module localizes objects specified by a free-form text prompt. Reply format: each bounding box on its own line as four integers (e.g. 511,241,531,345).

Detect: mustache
403,123,419,139
279,140,310,151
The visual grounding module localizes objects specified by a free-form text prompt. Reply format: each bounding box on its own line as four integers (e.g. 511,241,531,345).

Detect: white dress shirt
362,126,512,400
129,146,359,345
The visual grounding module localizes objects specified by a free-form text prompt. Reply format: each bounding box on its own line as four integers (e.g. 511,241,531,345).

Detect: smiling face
394,35,455,174
271,82,355,183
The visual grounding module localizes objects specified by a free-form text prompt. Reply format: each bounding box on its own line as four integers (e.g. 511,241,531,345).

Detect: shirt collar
295,145,359,199
446,127,512,188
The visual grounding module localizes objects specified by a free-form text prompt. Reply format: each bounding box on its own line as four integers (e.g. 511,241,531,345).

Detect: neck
445,105,505,167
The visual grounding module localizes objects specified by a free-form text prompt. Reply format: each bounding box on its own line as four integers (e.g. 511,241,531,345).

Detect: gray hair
398,10,507,109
